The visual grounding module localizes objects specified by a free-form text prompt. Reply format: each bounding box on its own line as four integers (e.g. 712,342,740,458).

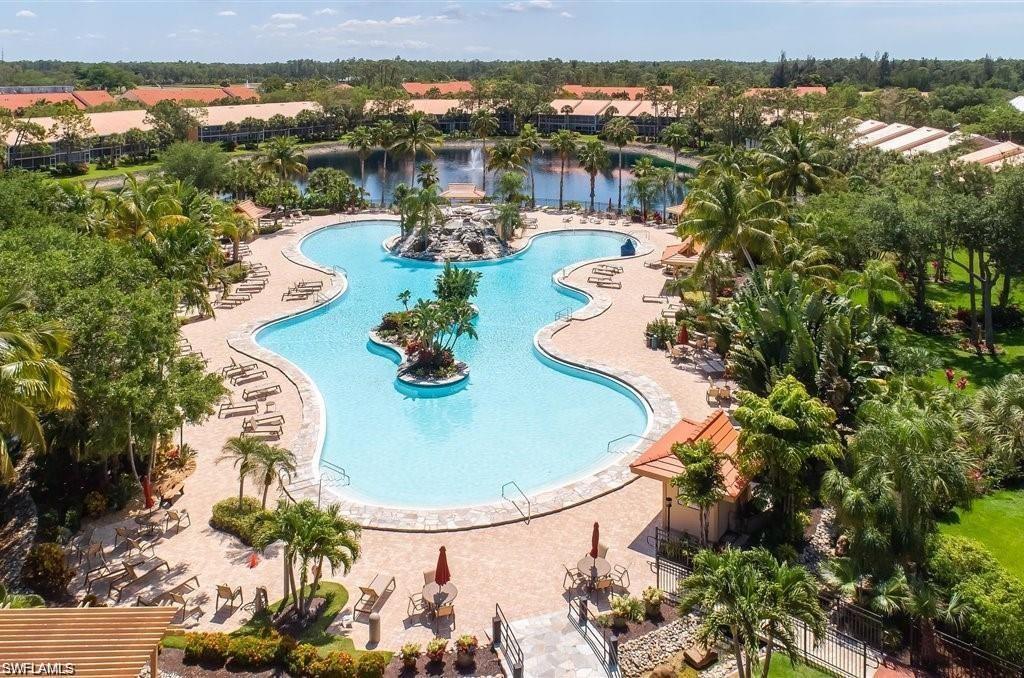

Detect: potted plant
609,594,644,630
641,585,664,619
400,643,421,670
425,637,447,664
455,634,478,669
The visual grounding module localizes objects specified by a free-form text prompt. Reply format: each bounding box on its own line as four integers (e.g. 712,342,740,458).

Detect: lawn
766,658,836,678
939,489,1024,582
164,581,390,661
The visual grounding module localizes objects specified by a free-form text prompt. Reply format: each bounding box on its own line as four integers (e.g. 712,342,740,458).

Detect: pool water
256,220,649,508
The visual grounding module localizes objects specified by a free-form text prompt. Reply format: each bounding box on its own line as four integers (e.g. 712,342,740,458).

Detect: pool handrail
501,481,531,524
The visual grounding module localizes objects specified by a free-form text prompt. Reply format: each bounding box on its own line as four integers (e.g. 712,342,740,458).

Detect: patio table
577,555,611,585
422,582,458,609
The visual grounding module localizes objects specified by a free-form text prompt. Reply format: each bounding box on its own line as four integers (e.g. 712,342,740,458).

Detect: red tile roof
561,85,673,100
401,81,472,96
123,87,257,106
72,90,116,107
0,92,84,112
744,86,827,98
630,410,746,499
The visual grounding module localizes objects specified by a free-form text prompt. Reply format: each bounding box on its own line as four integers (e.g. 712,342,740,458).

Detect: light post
664,495,673,532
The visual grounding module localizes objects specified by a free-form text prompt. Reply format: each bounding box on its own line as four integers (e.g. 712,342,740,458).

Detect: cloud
314,8,337,16
270,12,306,21
336,14,456,31
76,32,104,40
336,38,430,49
217,10,236,16
0,28,30,36
560,10,573,18
502,0,553,11
16,9,36,18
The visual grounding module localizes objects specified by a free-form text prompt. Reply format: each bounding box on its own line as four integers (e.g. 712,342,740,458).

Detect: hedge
209,497,276,547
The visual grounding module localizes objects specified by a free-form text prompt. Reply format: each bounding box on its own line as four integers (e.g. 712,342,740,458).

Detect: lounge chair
243,413,285,428
218,398,259,418
243,384,281,401
221,358,258,376
109,556,171,601
242,424,283,440
354,573,395,614
587,275,611,284
82,546,114,591
163,509,191,533
596,279,622,289
69,528,97,564
215,584,243,610
230,369,267,385
160,481,185,506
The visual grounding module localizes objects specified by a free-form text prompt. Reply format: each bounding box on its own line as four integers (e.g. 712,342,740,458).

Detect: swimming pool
255,220,650,509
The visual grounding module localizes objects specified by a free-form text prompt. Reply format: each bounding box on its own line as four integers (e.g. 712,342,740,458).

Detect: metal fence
567,596,619,676
790,616,878,678
818,594,884,650
911,625,1024,678
493,603,524,678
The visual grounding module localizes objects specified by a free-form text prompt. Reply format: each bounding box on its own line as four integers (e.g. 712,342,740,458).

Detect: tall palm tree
679,170,785,270
303,503,361,614
600,116,637,213
470,109,499,193
660,121,688,182
373,120,400,207
255,136,308,182
757,121,835,200
0,287,74,483
391,111,442,187
517,123,542,207
417,162,439,189
219,436,265,509
252,444,297,510
344,125,375,191
493,201,522,241
549,129,579,210
576,139,610,213
401,185,445,249
486,139,524,176
213,202,255,265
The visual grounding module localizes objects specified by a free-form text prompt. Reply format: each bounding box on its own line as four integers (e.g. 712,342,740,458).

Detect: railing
555,306,575,322
493,604,524,678
567,596,620,676
288,461,350,507
605,433,656,455
789,616,878,678
501,481,531,524
819,594,884,650
911,625,1024,678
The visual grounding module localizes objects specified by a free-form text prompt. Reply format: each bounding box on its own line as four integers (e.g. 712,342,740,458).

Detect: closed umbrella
435,546,451,586
590,522,600,559
676,323,689,346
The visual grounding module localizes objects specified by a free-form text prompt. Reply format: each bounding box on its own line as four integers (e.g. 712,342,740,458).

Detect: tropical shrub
311,651,356,678
929,535,1024,661
0,583,44,608
226,634,288,669
400,643,421,667
83,490,107,517
286,643,321,676
107,473,138,510
355,652,388,678
22,543,74,598
609,594,645,627
425,638,448,662
209,497,276,546
255,183,302,209
183,632,230,663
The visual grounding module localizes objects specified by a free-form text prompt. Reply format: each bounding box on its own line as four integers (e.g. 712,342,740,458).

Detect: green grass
766,658,836,678
163,581,390,661
939,489,1024,582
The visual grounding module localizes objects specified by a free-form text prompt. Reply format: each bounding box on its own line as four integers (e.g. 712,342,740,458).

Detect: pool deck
70,209,720,651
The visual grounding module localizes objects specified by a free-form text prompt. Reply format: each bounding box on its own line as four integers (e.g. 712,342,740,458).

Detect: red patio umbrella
435,546,451,586
676,323,690,346
590,522,600,559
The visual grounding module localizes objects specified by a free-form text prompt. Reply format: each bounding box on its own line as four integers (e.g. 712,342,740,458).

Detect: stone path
508,610,610,678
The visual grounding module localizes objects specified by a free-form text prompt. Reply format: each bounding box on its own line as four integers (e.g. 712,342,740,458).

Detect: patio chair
408,591,429,617
70,528,96,564
242,586,269,615
164,509,191,533
216,584,243,610
113,525,139,548
594,575,614,595
165,591,204,622
610,564,631,589
423,569,436,585
563,564,586,591
432,603,455,631
109,556,170,601
354,573,395,614
125,535,157,558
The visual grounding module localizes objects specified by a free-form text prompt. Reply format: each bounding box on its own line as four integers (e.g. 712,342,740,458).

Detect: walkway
509,610,609,678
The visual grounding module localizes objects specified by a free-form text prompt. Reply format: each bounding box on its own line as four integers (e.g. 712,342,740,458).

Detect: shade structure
0,606,179,677
590,522,600,558
435,546,451,585
439,183,486,201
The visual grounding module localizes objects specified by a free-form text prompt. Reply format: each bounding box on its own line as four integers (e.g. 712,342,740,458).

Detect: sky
2,1,1024,63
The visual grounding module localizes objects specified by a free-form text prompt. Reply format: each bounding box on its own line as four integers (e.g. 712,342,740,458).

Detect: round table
577,555,611,582
422,582,458,608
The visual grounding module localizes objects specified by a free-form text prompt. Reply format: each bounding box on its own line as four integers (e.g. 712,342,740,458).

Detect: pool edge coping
229,214,680,532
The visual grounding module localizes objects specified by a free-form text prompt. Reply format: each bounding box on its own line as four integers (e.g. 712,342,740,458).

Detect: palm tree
493,202,522,241
219,436,265,509
576,139,610,213
373,120,400,207
660,121,688,182
841,258,908,315
670,439,724,546
397,289,411,311
964,374,1024,475
303,503,361,614
401,185,445,249
486,139,524,178
0,287,74,483
757,121,835,199
252,444,297,510
255,136,308,182
470,109,499,193
344,125,375,191
391,111,442,187
517,123,542,207
417,162,439,189
679,548,824,678
213,202,254,264
600,116,638,213
679,170,785,270
496,170,526,206
549,129,579,210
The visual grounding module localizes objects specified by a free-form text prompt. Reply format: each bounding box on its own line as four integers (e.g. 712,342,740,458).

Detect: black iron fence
790,615,878,678
911,625,1024,678
493,603,524,678
818,594,884,650
567,596,619,675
